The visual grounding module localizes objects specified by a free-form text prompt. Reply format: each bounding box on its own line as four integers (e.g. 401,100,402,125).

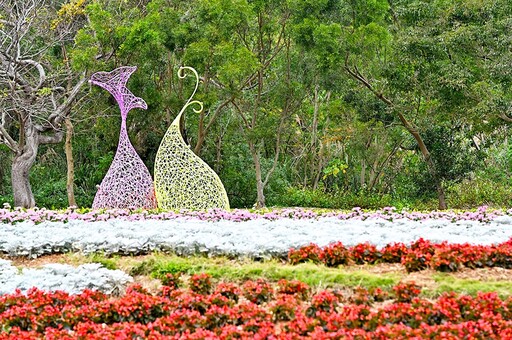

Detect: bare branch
0,112,19,152
232,99,251,130
18,58,45,89
50,91,58,110
48,73,87,124
0,128,18,152
344,54,393,106
0,19,14,27
39,131,64,145
263,112,285,187
200,76,225,89
0,54,38,99
205,97,233,133
499,112,512,123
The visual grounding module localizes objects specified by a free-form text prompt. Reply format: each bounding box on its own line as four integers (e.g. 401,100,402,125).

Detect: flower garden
1,206,512,339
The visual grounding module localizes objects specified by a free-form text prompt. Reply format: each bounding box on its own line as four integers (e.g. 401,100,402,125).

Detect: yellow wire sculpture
154,66,230,211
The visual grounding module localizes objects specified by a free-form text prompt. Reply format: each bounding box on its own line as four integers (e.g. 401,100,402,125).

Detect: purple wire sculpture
90,66,157,209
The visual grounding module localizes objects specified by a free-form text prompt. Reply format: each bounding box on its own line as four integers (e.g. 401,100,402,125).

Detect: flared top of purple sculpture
90,66,147,119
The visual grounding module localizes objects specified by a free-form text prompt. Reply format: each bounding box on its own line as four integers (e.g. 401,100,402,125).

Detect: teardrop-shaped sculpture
154,67,230,211
91,66,157,209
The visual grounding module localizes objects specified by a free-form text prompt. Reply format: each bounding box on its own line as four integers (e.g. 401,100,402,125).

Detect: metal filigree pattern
91,66,157,209
154,67,230,211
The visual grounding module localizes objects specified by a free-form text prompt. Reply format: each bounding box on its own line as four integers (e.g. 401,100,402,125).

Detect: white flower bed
1,215,512,259
0,259,132,295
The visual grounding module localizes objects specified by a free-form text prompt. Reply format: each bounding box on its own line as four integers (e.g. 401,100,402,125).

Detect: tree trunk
310,83,319,184
195,114,206,155
214,133,223,174
424,154,447,210
65,117,76,207
361,158,366,189
12,126,38,208
0,154,5,194
194,98,232,156
249,141,266,209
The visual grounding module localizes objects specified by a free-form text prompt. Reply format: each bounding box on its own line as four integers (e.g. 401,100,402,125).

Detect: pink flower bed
0,205,507,224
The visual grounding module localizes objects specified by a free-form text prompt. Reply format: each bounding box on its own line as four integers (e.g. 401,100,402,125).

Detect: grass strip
121,253,400,290
431,274,512,299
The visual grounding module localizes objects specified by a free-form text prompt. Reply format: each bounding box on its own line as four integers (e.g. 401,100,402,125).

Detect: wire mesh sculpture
154,66,230,211
90,66,157,209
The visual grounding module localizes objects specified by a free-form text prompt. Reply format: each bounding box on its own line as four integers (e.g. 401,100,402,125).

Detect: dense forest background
1,0,512,210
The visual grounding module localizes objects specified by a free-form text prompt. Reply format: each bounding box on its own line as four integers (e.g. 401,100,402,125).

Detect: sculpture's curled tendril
178,66,204,116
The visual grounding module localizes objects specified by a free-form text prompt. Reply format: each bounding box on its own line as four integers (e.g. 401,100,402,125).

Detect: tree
0,0,86,207
218,0,296,208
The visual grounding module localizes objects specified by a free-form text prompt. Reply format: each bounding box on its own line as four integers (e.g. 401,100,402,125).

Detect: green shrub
279,187,399,210
88,253,118,270
129,259,157,276
446,177,512,209
155,261,193,277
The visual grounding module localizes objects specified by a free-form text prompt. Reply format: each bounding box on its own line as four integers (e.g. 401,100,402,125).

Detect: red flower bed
1,278,512,339
288,238,512,272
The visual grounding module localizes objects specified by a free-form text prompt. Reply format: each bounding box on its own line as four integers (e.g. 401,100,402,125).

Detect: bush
307,290,341,314
430,244,461,272
288,239,512,272
288,243,323,265
393,281,422,303
349,287,373,306
278,187,398,210
241,279,274,304
489,245,512,269
214,282,241,303
381,242,408,263
189,273,213,295
276,279,310,300
269,295,298,322
446,177,512,209
369,287,390,302
2,281,512,338
402,250,432,272
162,273,182,289
349,243,380,265
321,242,350,267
